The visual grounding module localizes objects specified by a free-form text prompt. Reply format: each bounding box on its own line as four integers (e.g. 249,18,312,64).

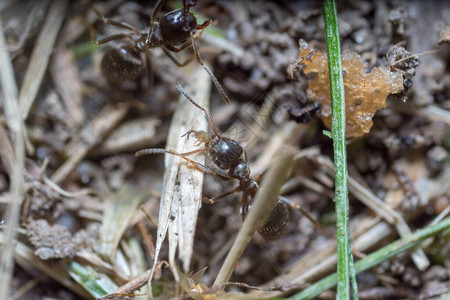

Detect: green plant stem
322,0,357,299
289,217,450,300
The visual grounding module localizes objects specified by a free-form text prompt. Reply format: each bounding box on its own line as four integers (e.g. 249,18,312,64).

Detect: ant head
160,9,197,45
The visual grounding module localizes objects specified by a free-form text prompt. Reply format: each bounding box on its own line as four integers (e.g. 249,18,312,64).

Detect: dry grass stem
10,275,42,300
202,33,245,59
251,122,303,176
0,18,25,300
99,185,143,262
0,125,14,175
99,118,161,154
51,102,129,183
238,92,279,149
146,62,212,290
214,149,295,286
416,104,450,124
18,0,68,120
50,47,84,125
75,249,122,280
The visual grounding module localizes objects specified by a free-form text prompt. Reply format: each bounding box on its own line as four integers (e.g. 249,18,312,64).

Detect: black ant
136,82,325,240
81,0,230,104
285,91,322,124
286,102,322,124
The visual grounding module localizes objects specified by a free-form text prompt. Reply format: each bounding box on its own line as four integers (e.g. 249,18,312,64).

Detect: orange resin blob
291,40,404,138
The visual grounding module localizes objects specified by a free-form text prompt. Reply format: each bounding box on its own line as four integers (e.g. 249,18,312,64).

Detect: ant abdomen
258,201,290,240
101,46,144,83
160,9,197,45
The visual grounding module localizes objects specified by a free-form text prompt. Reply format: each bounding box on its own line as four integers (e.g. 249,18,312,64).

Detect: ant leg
94,33,133,45
145,52,153,93
136,148,232,180
205,186,242,204
162,33,198,53
278,195,333,238
175,82,221,137
241,192,249,219
162,48,194,67
160,32,202,67
160,26,207,66
164,32,231,105
179,147,210,156
242,144,249,162
80,0,140,33
81,5,135,46
189,31,231,105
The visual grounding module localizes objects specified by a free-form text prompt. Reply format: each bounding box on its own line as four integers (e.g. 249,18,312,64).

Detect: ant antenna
189,31,231,105
151,0,165,22
175,82,221,137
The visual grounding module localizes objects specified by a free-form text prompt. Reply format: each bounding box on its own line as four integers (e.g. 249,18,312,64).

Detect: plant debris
26,219,96,260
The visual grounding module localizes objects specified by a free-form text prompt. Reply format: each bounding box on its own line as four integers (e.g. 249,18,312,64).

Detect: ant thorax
144,23,164,51
209,137,244,170
229,159,252,181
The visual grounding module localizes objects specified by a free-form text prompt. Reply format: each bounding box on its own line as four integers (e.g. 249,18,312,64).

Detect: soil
1,0,449,299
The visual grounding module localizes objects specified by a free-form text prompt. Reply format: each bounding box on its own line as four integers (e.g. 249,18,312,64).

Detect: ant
286,102,322,124
136,82,323,240
285,92,322,124
81,0,230,104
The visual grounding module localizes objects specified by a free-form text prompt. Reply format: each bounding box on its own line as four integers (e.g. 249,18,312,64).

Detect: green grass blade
322,0,357,298
69,261,117,298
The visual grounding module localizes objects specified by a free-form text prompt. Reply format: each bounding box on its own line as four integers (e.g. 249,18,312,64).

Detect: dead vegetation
0,0,449,299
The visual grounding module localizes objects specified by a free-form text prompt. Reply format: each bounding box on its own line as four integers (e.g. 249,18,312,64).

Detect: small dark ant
81,0,230,104
285,92,322,124
136,82,325,239
286,102,322,124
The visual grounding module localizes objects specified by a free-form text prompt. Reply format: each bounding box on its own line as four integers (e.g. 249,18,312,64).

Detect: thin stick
391,49,439,66
19,0,68,120
0,16,25,300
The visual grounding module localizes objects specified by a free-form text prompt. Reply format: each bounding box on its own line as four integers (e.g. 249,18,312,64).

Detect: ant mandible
136,82,292,239
81,0,230,104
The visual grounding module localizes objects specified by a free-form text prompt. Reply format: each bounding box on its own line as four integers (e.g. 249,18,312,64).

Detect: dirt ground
1,0,449,299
